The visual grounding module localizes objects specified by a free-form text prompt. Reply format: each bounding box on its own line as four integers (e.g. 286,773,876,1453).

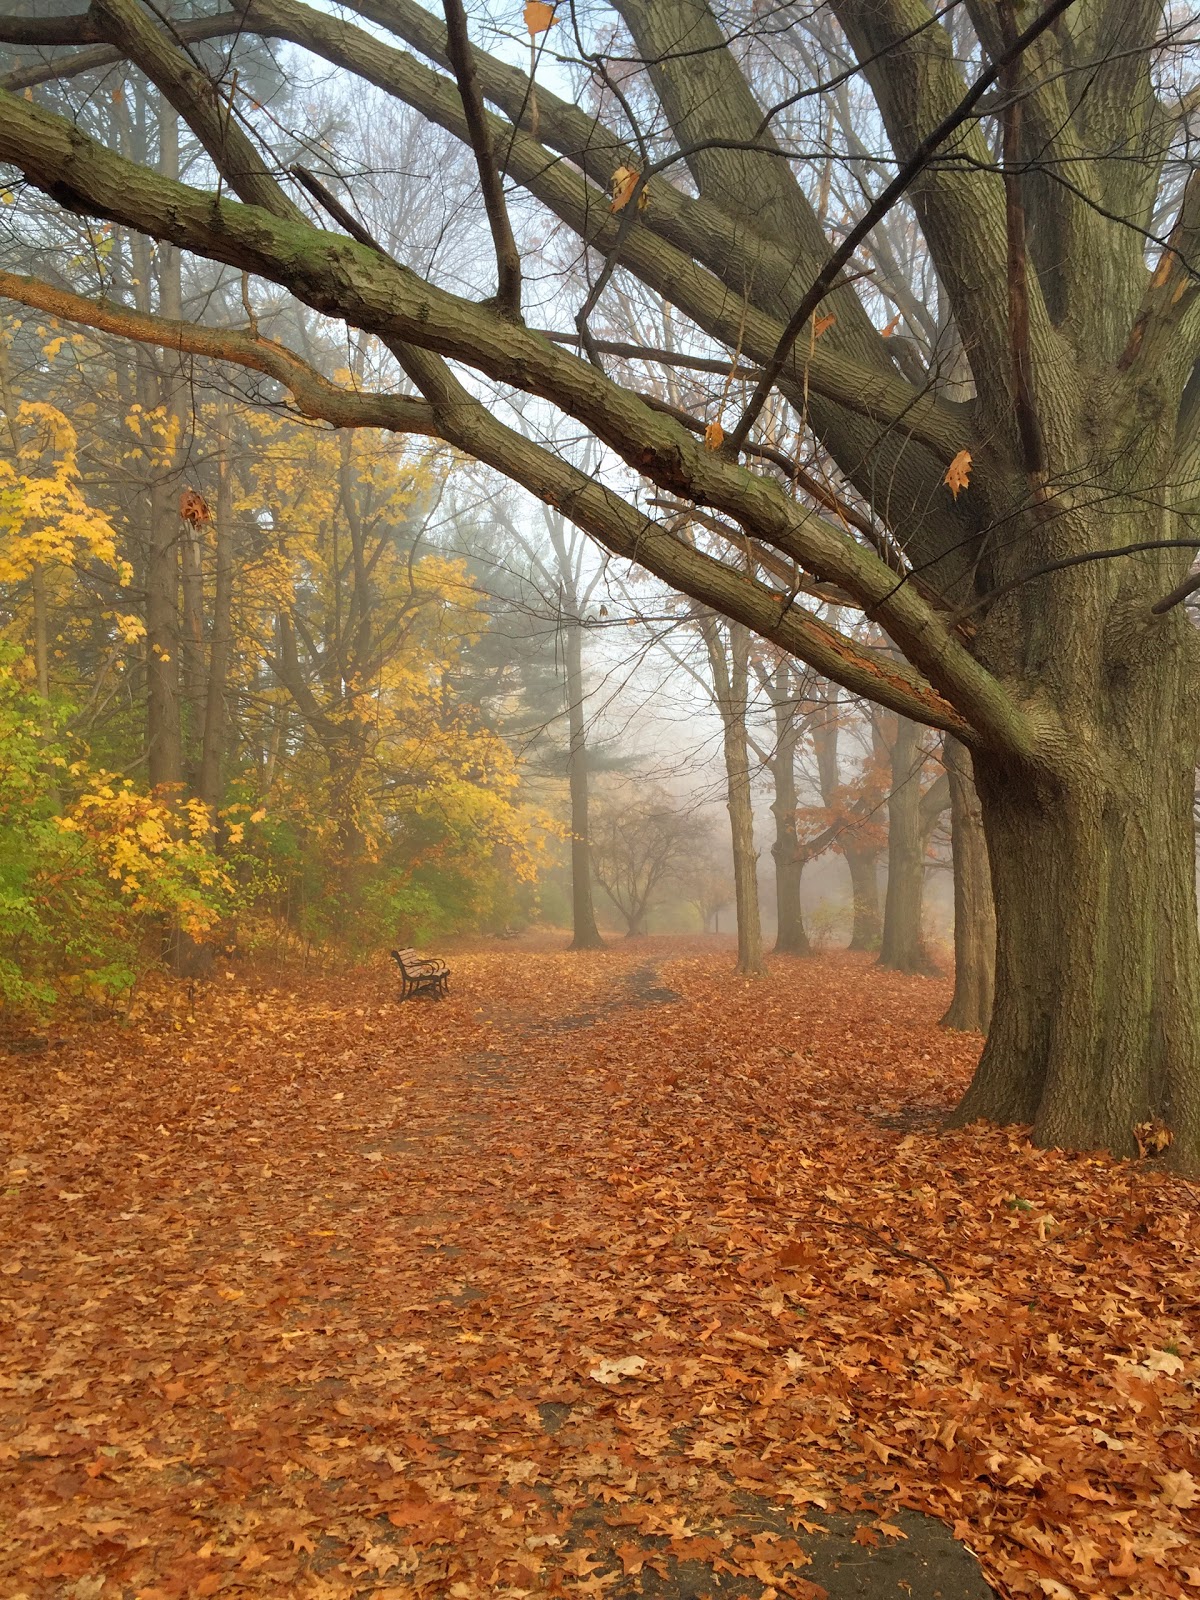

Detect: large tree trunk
564,608,604,950
952,707,1200,1168
878,718,932,973
941,738,994,1033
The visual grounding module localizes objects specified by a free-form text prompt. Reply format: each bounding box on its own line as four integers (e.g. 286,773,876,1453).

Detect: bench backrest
391,948,428,972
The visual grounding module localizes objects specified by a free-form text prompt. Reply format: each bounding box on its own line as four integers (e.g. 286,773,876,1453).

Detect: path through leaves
1,939,1197,1599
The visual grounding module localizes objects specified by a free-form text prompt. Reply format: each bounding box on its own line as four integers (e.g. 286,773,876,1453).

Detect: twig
830,1211,953,1294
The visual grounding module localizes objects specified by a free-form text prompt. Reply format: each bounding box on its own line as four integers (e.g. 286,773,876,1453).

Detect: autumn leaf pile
1,939,1197,1599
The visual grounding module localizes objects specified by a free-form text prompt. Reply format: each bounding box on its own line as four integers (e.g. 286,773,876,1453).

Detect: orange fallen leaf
616,1541,645,1575
1157,1468,1198,1508
1108,1541,1138,1578
563,1546,603,1577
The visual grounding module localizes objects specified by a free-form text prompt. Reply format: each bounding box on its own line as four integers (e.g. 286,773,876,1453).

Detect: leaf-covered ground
1,938,1197,1600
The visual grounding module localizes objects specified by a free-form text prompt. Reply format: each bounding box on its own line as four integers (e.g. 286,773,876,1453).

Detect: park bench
391,947,451,1000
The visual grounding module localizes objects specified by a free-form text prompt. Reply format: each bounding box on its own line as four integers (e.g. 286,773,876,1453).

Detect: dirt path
1,939,1195,1599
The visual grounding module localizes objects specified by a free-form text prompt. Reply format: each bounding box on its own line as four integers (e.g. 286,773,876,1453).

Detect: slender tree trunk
145,477,182,791
725,729,763,974
564,608,603,949
812,685,880,952
145,106,184,794
772,821,809,954
770,668,809,955
261,697,284,797
31,563,49,703
180,518,206,781
197,411,234,815
717,625,763,975
952,693,1200,1171
941,738,995,1033
879,717,933,973
843,843,882,951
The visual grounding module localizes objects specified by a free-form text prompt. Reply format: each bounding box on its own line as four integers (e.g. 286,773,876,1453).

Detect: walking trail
1,938,1195,1600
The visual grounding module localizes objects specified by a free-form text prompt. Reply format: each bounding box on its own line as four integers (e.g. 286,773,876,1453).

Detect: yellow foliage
0,401,119,582
58,782,233,935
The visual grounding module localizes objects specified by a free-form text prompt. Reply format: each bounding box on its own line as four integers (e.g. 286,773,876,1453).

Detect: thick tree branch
996,0,1047,483
731,0,1078,453
8,0,975,530
0,78,1034,754
0,12,100,48
0,191,968,732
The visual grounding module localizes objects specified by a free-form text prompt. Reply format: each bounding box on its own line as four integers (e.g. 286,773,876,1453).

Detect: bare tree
486,501,608,950
590,781,705,936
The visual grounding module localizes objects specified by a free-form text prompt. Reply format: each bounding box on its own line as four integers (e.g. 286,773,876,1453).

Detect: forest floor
1,937,1198,1600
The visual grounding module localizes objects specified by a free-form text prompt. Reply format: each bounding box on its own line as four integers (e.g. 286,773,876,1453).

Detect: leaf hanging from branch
610,165,640,214
179,488,212,526
524,1,555,35
943,450,972,501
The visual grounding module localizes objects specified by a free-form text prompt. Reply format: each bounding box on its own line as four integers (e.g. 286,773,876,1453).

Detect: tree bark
564,605,604,950
144,104,183,794
180,515,206,781
197,408,234,816
843,843,882,952
941,737,995,1033
769,663,810,955
706,620,763,976
952,696,1200,1169
879,717,937,974
145,475,183,791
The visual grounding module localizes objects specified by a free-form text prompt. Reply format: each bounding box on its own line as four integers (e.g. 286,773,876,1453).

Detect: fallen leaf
1157,1468,1198,1508
616,1540,645,1575
563,1546,603,1577
589,1354,647,1385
